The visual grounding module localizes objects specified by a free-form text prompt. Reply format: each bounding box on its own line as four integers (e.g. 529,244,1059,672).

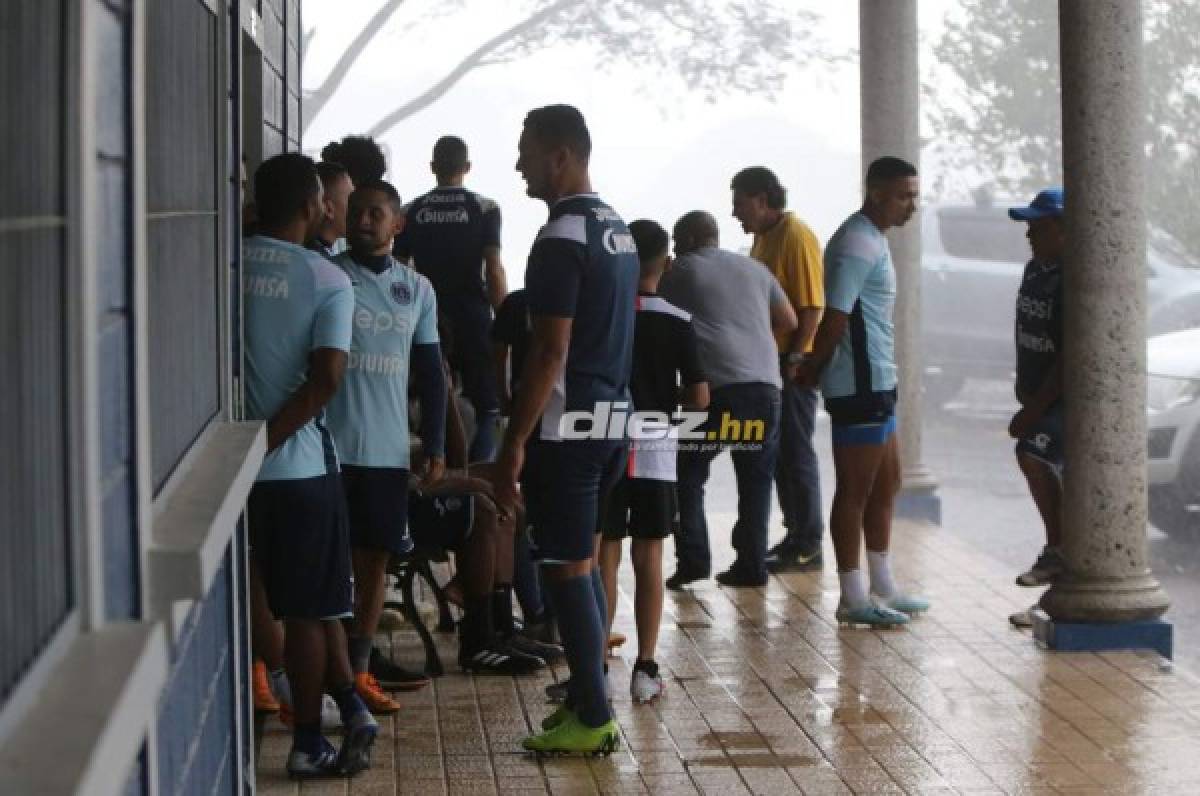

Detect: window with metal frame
145,0,223,493
0,0,72,709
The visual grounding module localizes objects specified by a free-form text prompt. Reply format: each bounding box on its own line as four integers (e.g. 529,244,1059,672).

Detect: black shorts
522,439,626,562
600,477,676,541
408,491,476,550
341,465,414,556
248,474,354,620
1016,405,1064,473
445,299,498,412
825,388,898,426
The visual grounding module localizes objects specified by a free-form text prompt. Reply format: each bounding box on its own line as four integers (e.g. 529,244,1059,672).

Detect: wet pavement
254,384,1200,792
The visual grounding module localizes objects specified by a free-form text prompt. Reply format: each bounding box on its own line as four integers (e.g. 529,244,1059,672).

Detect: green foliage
929,0,1200,258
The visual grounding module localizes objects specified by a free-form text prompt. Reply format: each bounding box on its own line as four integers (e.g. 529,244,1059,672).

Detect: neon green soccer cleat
540,705,574,731
522,714,619,757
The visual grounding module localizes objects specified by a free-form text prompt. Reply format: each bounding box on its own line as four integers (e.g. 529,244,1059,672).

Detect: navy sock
546,574,611,728
293,722,323,756
590,566,608,631
469,410,499,462
512,528,544,618
330,682,367,723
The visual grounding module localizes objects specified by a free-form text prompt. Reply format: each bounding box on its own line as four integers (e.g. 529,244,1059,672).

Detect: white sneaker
630,667,664,704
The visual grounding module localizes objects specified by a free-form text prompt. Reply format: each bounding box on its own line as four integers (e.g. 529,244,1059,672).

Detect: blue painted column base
1031,609,1173,660
895,489,942,526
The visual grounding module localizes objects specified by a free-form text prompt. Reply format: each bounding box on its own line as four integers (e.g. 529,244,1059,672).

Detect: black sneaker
506,631,564,663
459,643,544,675
666,567,709,591
368,647,431,691
765,546,823,573
715,567,767,588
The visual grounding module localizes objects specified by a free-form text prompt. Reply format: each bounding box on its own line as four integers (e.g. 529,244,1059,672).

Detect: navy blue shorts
248,474,354,620
522,440,626,562
600,477,676,541
1016,406,1064,473
446,299,498,413
826,389,898,448
341,465,414,556
408,491,476,550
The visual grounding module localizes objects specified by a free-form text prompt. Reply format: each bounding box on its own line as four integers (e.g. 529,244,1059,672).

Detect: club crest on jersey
390,282,412,305
602,228,637,255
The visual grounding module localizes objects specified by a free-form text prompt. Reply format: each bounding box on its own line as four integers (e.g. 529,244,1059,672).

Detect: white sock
867,550,896,598
269,667,293,709
838,569,868,608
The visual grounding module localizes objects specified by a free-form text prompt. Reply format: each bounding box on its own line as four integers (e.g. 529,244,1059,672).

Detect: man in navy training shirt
597,219,709,705
490,105,638,756
1005,189,1067,628
397,135,508,461
793,156,930,628
242,153,377,778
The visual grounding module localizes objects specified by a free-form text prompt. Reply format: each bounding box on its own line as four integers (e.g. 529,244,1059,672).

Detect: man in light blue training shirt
242,153,377,778
325,179,447,710
795,156,930,629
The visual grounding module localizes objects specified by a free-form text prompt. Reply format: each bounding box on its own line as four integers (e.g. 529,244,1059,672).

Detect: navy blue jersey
525,194,639,441
394,186,501,302
1014,259,1063,403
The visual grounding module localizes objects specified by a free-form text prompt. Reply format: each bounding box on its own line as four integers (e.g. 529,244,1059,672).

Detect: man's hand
418,455,446,491
1008,407,1038,440
793,359,820,389
489,444,524,521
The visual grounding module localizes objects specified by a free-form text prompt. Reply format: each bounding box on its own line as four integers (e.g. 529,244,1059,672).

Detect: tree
927,0,1200,258
303,0,845,138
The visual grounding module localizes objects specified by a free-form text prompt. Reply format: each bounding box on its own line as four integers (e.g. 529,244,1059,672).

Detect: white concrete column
1040,0,1169,623
859,0,940,514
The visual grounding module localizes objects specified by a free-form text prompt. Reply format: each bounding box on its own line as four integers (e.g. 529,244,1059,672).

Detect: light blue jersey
243,235,354,481
820,213,898,399
325,253,439,469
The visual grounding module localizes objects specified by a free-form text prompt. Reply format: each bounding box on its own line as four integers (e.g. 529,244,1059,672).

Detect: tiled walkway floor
256,521,1200,794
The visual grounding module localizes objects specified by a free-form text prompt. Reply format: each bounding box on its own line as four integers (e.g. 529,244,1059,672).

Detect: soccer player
396,136,508,461
731,166,827,573
324,179,448,713
243,153,376,778
597,219,708,704
320,134,387,187
1005,189,1066,628
491,105,638,756
794,156,930,627
310,161,354,259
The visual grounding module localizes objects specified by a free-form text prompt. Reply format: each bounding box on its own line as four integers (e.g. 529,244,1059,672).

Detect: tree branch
365,0,576,139
303,0,407,133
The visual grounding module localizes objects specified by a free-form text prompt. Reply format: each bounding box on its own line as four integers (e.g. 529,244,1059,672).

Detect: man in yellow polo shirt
731,166,826,572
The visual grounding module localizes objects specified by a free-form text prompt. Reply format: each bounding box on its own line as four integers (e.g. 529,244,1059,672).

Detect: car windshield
937,207,1029,263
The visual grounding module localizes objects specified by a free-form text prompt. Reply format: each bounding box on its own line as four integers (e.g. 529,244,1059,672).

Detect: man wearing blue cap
1006,189,1067,625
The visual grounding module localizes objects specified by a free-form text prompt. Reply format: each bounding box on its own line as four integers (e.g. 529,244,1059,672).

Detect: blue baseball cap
1008,188,1064,221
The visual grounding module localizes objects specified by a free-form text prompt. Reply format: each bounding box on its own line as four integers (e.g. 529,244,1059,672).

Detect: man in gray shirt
660,211,797,588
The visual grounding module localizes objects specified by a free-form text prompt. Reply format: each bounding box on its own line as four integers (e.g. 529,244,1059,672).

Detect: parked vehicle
920,202,1200,406
1147,328,1200,540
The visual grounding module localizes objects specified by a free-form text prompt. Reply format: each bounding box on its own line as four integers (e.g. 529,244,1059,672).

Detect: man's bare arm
484,246,508,310
790,307,823,354
770,296,799,338
682,382,710,411
794,310,849,388
266,348,346,452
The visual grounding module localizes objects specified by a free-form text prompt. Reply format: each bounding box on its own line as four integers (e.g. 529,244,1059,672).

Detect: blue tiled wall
157,555,236,796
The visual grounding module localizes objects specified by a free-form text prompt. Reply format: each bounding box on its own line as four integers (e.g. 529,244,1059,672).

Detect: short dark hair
353,178,404,213
316,160,349,187
432,135,468,176
254,153,320,227
865,156,918,188
731,166,787,210
523,104,591,160
629,219,668,264
320,135,387,185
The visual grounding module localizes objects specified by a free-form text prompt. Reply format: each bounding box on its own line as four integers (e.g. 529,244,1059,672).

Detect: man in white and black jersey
597,219,708,705
396,136,508,461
